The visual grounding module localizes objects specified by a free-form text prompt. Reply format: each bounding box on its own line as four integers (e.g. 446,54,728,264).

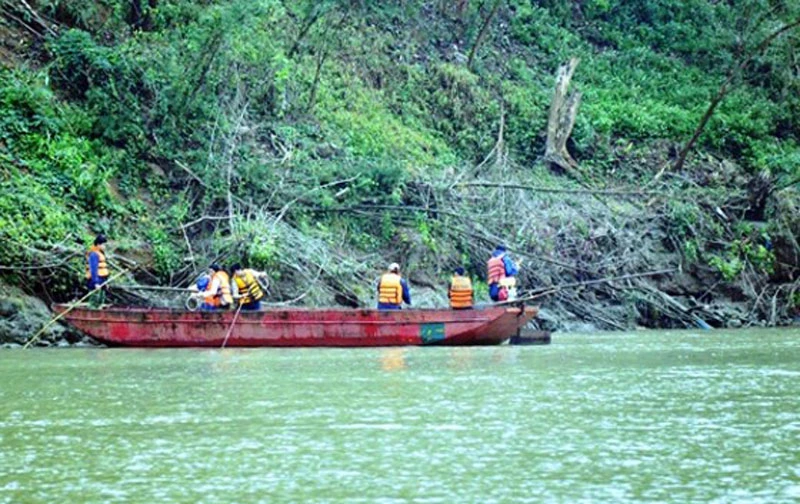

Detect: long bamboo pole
489,268,677,307
113,285,196,293
22,266,138,349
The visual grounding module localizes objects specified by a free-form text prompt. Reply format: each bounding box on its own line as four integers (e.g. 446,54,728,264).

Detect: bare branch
673,16,800,172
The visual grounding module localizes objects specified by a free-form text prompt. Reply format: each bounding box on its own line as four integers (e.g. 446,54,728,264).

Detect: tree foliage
0,0,798,321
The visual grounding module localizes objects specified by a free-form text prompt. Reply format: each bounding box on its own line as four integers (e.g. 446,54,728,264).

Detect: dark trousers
240,300,262,311
87,278,107,308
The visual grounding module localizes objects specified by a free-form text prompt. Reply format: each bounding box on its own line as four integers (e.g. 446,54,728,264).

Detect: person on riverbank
449,267,473,310
487,245,519,302
85,234,109,308
377,263,411,310
202,264,233,310
230,263,266,311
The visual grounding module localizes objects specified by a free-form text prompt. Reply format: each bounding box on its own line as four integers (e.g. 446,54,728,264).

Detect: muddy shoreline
3,278,797,348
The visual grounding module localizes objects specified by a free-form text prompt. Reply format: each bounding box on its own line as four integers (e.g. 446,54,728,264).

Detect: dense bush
0,69,115,264
1,0,798,294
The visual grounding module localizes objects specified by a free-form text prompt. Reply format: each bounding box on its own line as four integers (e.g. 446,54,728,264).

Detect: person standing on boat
85,234,109,308
487,245,519,302
448,267,473,309
377,263,411,310
230,263,266,311
202,264,233,310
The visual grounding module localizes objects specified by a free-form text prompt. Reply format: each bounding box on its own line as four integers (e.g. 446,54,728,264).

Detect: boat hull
54,305,538,347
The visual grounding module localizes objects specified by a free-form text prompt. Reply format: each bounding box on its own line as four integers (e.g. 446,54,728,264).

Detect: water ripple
0,328,798,503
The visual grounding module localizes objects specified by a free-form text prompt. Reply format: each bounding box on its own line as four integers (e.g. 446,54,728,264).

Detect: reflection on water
448,347,475,370
380,348,407,371
1,328,799,503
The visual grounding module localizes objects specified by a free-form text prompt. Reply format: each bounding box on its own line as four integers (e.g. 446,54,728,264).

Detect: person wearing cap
486,244,519,302
85,234,109,308
184,274,211,310
448,267,473,309
377,263,411,310
202,263,233,310
230,263,266,311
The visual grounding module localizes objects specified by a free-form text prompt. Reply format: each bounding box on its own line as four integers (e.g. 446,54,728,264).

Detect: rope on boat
221,303,244,348
23,265,139,349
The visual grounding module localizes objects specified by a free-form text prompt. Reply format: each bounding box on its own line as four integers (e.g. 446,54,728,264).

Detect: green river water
1,328,799,503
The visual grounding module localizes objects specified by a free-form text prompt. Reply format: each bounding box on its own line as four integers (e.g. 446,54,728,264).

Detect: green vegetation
1,0,799,327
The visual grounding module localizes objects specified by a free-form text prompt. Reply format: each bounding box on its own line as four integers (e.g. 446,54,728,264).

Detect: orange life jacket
85,246,109,280
234,269,264,305
449,275,473,309
378,273,403,305
486,255,506,285
205,271,233,307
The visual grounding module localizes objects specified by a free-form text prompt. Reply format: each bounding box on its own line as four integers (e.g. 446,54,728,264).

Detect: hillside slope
1,0,799,342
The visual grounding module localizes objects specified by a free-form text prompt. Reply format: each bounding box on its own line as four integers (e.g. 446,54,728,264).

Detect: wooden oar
23,265,138,349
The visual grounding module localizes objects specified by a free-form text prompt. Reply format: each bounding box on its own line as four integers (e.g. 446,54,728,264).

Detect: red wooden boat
54,304,538,347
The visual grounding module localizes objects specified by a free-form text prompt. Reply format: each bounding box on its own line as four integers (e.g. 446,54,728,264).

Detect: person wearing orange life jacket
230,263,266,311
377,263,411,310
487,244,519,302
85,234,110,308
202,263,233,310
449,267,473,309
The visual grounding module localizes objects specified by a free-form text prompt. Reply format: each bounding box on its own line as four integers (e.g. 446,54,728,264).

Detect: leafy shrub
147,227,181,281
708,253,743,281
0,69,120,266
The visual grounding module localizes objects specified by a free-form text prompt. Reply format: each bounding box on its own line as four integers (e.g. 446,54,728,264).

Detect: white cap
388,262,400,272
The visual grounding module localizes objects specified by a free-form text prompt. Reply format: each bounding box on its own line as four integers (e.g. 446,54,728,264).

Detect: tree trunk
307,49,329,113
456,0,469,19
544,57,582,174
127,0,157,31
467,0,501,70
288,3,332,58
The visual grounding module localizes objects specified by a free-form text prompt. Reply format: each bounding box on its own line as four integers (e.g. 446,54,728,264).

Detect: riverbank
1,1,798,338
0,282,94,347
2,284,797,348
